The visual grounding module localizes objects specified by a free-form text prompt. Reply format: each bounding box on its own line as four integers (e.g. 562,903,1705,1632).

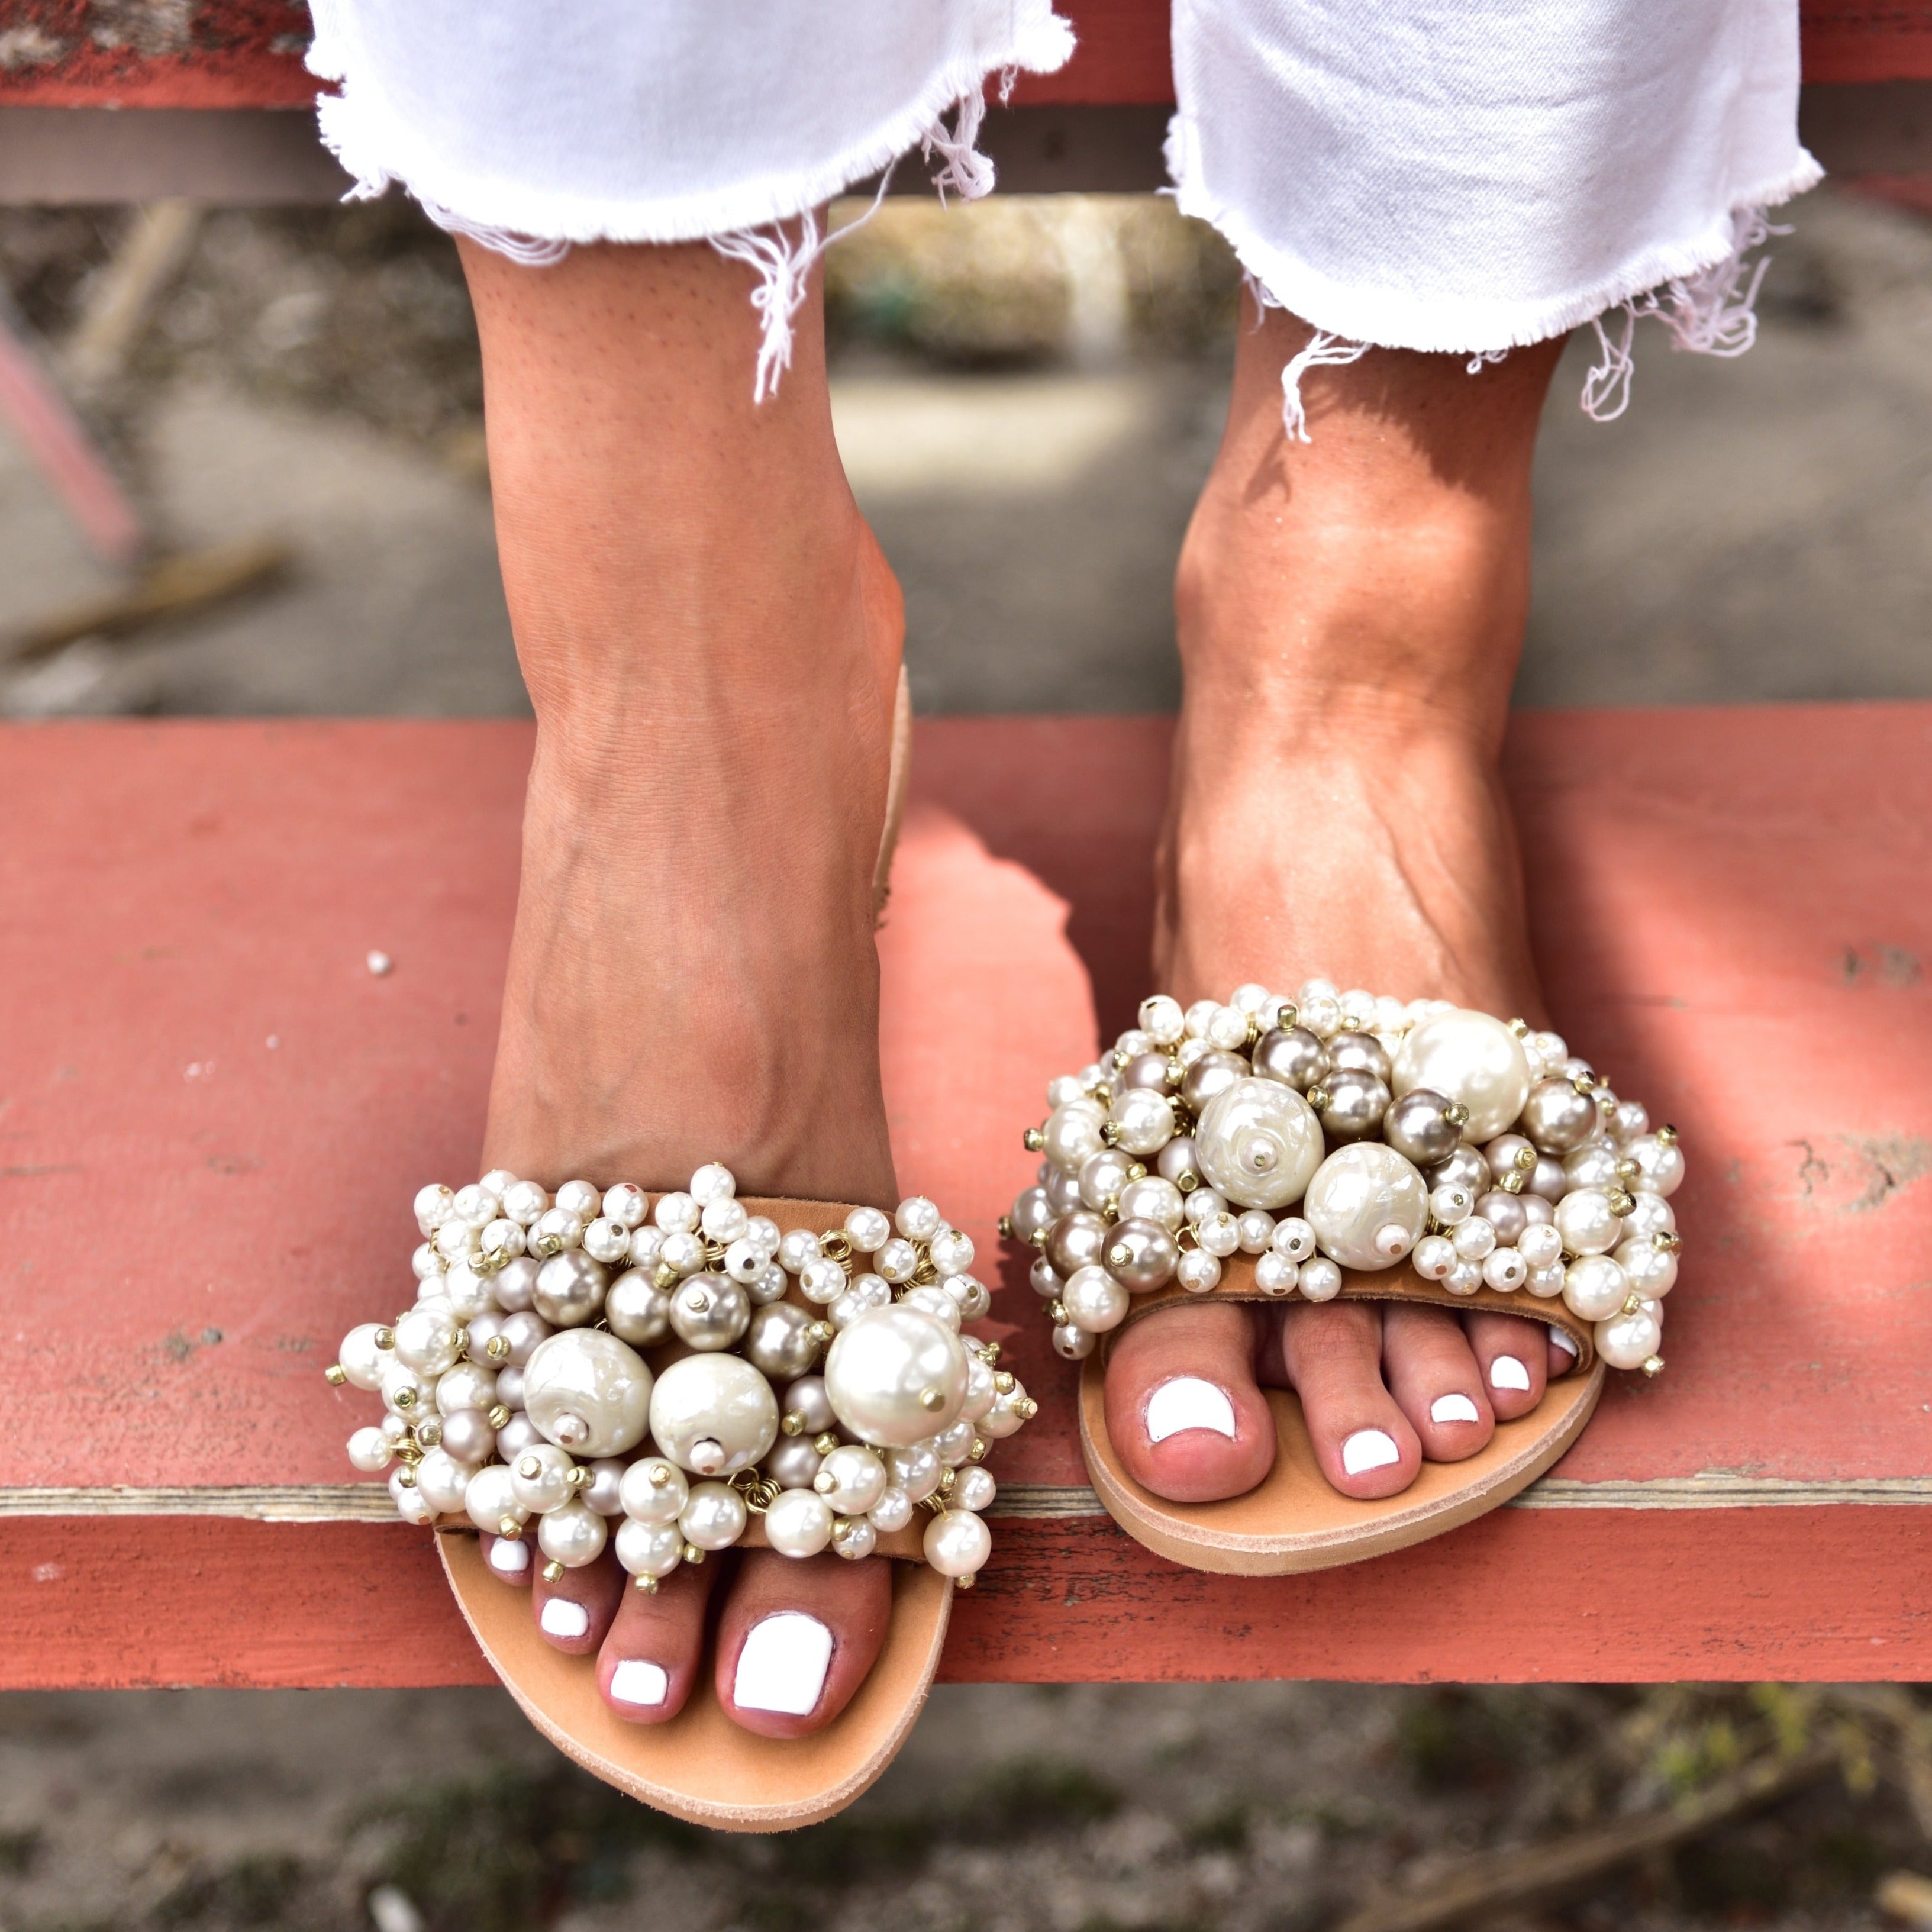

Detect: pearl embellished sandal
1006,981,1683,1576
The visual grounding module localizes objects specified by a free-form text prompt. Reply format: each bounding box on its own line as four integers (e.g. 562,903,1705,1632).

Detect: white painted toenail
489,1538,530,1576
609,1659,668,1707
1430,1393,1481,1425
1549,1327,1579,1359
1341,1429,1401,1476
733,1612,833,1717
540,1598,590,1639
1490,1354,1532,1392
1145,1377,1237,1444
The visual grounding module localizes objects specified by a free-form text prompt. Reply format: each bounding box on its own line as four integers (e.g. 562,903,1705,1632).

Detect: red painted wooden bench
3,708,1929,1688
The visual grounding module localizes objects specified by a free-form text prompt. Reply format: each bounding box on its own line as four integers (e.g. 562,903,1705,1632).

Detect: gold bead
1027,1227,1047,1249
1512,1146,1536,1170
634,1573,659,1594
1023,1128,1046,1153
649,1463,673,1486
814,1470,835,1492
486,1334,512,1361
1306,1086,1330,1113
814,1432,841,1456
982,1343,1001,1365
415,1418,443,1447
1657,1124,1678,1146
998,1215,1014,1239
919,1386,945,1411
781,1412,804,1437
1622,1292,1644,1315
1163,1060,1183,1087
1508,1017,1530,1037
1015,1398,1038,1420
1642,1355,1665,1376
937,1468,956,1494
1047,1300,1068,1325
957,1572,976,1589
1499,1171,1525,1195
1656,1231,1683,1253
1127,1163,1147,1181
654,1262,679,1289
1446,1103,1472,1130
993,1372,1016,1394
567,1465,591,1488
394,1387,417,1410
807,1321,834,1346
517,1454,543,1479
967,1436,989,1460
541,1560,564,1583
1573,1072,1598,1095
682,1544,705,1565
396,1466,417,1488
498,1515,522,1538
324,1365,348,1386
1176,1170,1200,1193
487,1404,511,1428
1099,1120,1121,1146
373,1327,396,1350
1607,1188,1635,1216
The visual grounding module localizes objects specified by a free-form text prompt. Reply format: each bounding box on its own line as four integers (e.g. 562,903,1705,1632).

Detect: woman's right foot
457,235,906,1734
1105,304,1582,1509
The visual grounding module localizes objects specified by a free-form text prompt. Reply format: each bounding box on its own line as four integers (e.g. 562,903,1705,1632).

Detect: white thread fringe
1280,330,1370,444
923,85,996,204
1581,207,1781,422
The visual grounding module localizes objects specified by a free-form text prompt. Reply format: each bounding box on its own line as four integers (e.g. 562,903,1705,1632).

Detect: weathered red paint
0,711,1928,1685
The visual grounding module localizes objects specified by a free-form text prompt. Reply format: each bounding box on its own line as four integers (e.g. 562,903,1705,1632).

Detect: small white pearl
679,1480,749,1550
1413,1234,1456,1280
895,1196,943,1241
391,1469,435,1525
1595,1304,1663,1370
1236,1210,1276,1254
924,1508,992,1579
1338,988,1378,1031
1451,1217,1497,1262
929,1227,976,1277
831,1515,879,1561
952,1465,997,1512
510,1443,575,1513
778,1228,822,1275
337,1323,389,1392
1254,1251,1299,1295
947,1274,992,1321
654,1191,699,1233
414,1447,478,1515
1206,1004,1251,1051
528,1208,582,1256
1043,1102,1107,1173
815,1444,890,1514
599,1183,647,1228
688,1163,736,1206
554,1179,602,1220
1518,1222,1565,1268
1175,1249,1222,1294
1052,1322,1096,1360
1139,994,1186,1044
580,1217,632,1265
1197,1212,1241,1259
615,1516,683,1579
902,1284,963,1331
1444,1259,1483,1296
1062,1265,1129,1333
659,1230,707,1277
346,1426,392,1473
798,1257,847,1304
1272,1217,1315,1260
1301,994,1343,1038
1616,1236,1679,1298
453,1183,499,1230
411,1243,446,1282
702,1197,750,1245
1483,1247,1528,1291
434,1219,479,1262
414,1183,455,1232
1555,1188,1622,1256
1429,1185,1474,1227
1230,982,1272,1015
464,1463,524,1535
1183,998,1219,1038
1046,1074,1088,1108
581,1457,627,1515
876,1237,920,1283
868,1486,915,1534
627,1227,666,1272
742,1216,780,1257
844,1205,892,1252
1526,1261,1567,1298
1299,1256,1343,1301
1118,1176,1185,1230
618,1457,688,1524
1563,1253,1631,1321
500,1179,549,1227
766,1488,834,1558
1185,1186,1230,1225
1626,1134,1685,1196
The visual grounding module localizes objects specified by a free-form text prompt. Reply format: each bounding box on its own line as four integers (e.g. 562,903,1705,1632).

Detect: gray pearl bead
1427,1144,1489,1195
781,1375,836,1436
1483,1133,1538,1186
1181,1050,1250,1114
1250,1027,1327,1092
495,1412,541,1459
533,1250,608,1328
1324,1030,1392,1085
494,1366,525,1410
1520,1077,1598,1154
605,1267,672,1346
1383,1088,1462,1166
744,1300,821,1381
1317,1067,1390,1142
1044,1167,1083,1214
1009,1186,1054,1243
491,1256,540,1314
1157,1136,1202,1189
1102,1216,1179,1292
439,1408,495,1465
1119,1051,1173,1092
765,1435,824,1489
668,1273,751,1351
1046,1209,1109,1279
1520,1192,1554,1225
1529,1154,1569,1202
1474,1189,1528,1246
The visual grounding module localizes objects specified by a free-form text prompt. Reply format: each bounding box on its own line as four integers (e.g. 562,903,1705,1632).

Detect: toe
1272,1301,1421,1499
1546,1322,1582,1378
1104,1302,1276,1504
1379,1304,1495,1462
532,1549,624,1656
715,1549,892,1739
596,1558,718,1725
1461,1311,1550,1420
482,1532,534,1588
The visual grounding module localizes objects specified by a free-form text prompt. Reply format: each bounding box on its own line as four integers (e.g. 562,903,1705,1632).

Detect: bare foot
1109,302,1579,1506
457,235,900,1731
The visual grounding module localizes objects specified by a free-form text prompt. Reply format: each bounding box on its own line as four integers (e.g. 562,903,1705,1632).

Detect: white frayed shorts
307,0,1818,421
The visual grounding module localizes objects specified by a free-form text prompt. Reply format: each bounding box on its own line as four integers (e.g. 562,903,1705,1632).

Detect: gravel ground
1,186,1930,1932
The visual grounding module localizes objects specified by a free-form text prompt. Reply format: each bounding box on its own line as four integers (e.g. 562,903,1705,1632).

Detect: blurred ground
3,186,1932,1932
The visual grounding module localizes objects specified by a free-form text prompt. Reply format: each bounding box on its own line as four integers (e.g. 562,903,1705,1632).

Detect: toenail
1341,1429,1401,1476
540,1598,590,1640
1430,1393,1481,1425
733,1612,833,1716
1549,1327,1579,1359
609,1659,668,1707
1489,1355,1532,1392
489,1538,530,1577
1145,1377,1237,1444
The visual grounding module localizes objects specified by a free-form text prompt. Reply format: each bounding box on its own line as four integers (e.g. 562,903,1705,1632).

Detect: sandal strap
1104,1255,1596,1370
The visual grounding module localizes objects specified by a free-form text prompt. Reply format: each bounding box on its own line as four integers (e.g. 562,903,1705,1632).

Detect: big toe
531,1547,624,1656
1104,1302,1276,1504
596,1557,718,1725
1271,1301,1422,1500
715,1549,892,1739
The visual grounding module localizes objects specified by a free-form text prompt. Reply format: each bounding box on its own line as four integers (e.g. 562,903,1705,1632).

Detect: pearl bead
393,1304,462,1377
1338,988,1378,1031
749,1260,789,1306
1563,1254,1630,1321
1197,1211,1242,1259
626,1228,665,1274
1623,1193,1676,1242
412,1243,445,1282
777,1228,821,1274
1301,993,1343,1037
1299,1257,1343,1301
962,1356,998,1421
1382,1088,1463,1166
1610,1099,1650,1144
582,1457,627,1515
930,1228,975,1277
1526,1261,1567,1298
701,1196,750,1246
1157,1136,1203,1190
815,1444,890,1515
347,1425,392,1473
1444,1259,1483,1296
1528,1155,1569,1202
1184,1186,1229,1224
338,1323,389,1392
1195,1078,1325,1210
1304,1143,1428,1270
527,1209,581,1258
1317,1068,1391,1143
438,1408,496,1465
496,1411,540,1457
1520,1078,1597,1153
499,1179,548,1227
947,1275,992,1321
1109,1088,1176,1157
381,1362,431,1417
443,1262,495,1321
414,1183,455,1233
831,1515,878,1561
1063,1265,1129,1333
765,1488,834,1558
679,1481,748,1551
1181,1050,1249,1114
1118,1051,1172,1093
1008,1186,1054,1243
1482,1247,1528,1291
465,1463,524,1534
1272,1217,1315,1260
844,1205,892,1253
615,1517,683,1579
902,1284,963,1331
1627,1133,1685,1197
1392,1010,1531,1141
1139,994,1186,1044
869,1486,915,1533
510,1443,575,1514
1563,1141,1624,1189
887,1443,943,1502
799,1258,849,1304
581,1217,632,1265
618,1456,688,1524
688,1162,735,1207
1518,1221,1565,1268
1043,1102,1107,1173
1250,1026,1327,1093
952,1465,997,1512
1112,1178,1182,1233
1236,1209,1276,1254
1030,1256,1063,1299
523,1330,653,1457
1053,1321,1097,1359
538,1500,607,1568
1175,1250,1222,1294
1474,1190,1528,1246
391,1471,436,1525
781,1376,836,1436
1254,1252,1299,1294
824,1304,969,1448
743,1216,780,1257
605,1267,672,1346
533,1251,608,1328
554,1179,601,1221
601,1182,648,1228
1451,1217,1496,1261
1325,1031,1392,1084
1046,1210,1108,1278
1413,1234,1456,1280
831,1275,894,1330
1429,1184,1474,1226
924,1508,992,1579
1427,1145,1490,1195
1554,1189,1623,1257
766,1435,824,1489
1595,1305,1663,1370
744,1301,823,1381
1616,1236,1678,1298
895,1195,943,1241
669,1273,751,1350
654,1191,699,1234
649,1353,778,1476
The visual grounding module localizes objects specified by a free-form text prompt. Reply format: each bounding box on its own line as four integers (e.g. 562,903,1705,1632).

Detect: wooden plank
1,0,1927,108
0,711,1929,1685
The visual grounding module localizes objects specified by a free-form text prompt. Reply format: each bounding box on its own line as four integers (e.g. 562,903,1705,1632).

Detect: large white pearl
392,1303,463,1377
1554,1188,1623,1256
1302,1143,1428,1271
1595,1304,1663,1370
615,1517,683,1579
538,1499,607,1568
1194,1079,1324,1209
522,1330,653,1457
1391,1010,1531,1141
649,1352,779,1476
678,1480,749,1551
814,1443,890,1515
337,1323,389,1392
511,1443,575,1514
1562,1253,1631,1321
464,1462,525,1536
1626,1134,1685,1196
823,1304,969,1449
618,1456,689,1524
923,1508,992,1579
1616,1236,1678,1298
764,1487,834,1558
